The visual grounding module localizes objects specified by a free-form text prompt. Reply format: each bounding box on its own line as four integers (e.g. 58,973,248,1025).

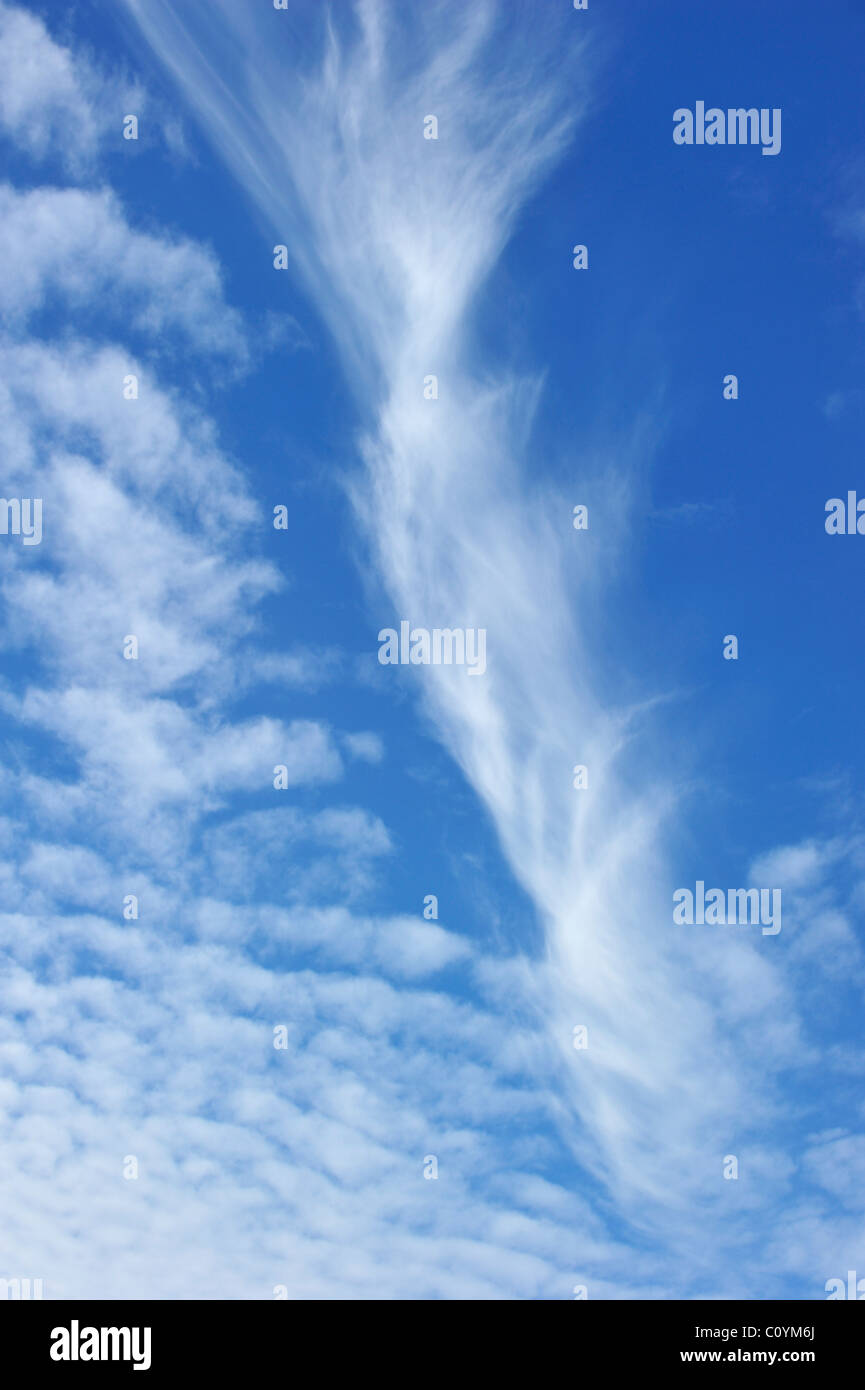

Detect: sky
0,0,864,1300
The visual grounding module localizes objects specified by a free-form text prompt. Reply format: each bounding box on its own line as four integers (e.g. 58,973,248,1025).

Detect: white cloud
120,0,741,1220
0,1,627,1305
118,0,865,1298
0,0,860,1301
0,184,246,360
0,2,128,167
0,0,189,173
341,730,384,763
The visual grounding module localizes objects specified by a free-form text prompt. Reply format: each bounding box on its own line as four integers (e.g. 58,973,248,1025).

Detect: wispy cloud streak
119,0,740,1215
110,0,865,1293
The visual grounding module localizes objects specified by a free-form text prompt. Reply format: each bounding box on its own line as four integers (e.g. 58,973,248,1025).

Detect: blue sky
1,0,864,1299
